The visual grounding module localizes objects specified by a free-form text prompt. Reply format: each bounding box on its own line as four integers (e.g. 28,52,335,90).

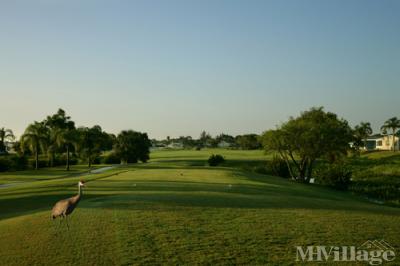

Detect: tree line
1,107,399,176
0,109,151,171
153,132,262,150
262,107,400,185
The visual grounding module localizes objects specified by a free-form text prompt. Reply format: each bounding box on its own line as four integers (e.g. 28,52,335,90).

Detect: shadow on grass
2,178,400,221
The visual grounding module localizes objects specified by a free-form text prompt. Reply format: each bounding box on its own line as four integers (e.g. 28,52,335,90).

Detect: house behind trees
365,134,399,151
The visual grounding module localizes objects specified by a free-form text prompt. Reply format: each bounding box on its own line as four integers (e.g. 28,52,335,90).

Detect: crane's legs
52,216,63,235
65,215,70,230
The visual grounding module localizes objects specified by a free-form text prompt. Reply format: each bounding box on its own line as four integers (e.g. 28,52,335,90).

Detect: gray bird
51,180,86,229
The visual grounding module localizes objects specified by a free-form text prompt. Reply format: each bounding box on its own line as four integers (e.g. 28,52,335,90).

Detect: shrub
208,154,225,166
0,155,29,171
9,155,28,170
101,152,121,164
268,156,290,178
91,157,101,165
0,157,11,172
60,154,78,165
252,157,290,178
349,181,400,202
253,165,272,175
315,163,352,190
29,159,48,169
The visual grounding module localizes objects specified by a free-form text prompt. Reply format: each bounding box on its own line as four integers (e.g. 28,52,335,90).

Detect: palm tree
77,126,105,168
21,122,49,170
381,117,400,151
46,142,57,167
44,108,76,169
54,128,78,171
0,127,15,153
354,122,373,149
45,127,61,167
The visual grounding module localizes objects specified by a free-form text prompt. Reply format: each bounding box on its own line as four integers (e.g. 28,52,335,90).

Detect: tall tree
44,109,76,169
381,117,400,151
54,128,78,171
115,130,151,164
216,133,235,144
21,122,49,170
0,127,15,154
262,107,353,182
353,122,373,150
235,134,261,150
199,131,212,147
77,125,113,167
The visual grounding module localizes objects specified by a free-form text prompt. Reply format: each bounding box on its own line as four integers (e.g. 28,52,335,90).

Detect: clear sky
1,0,399,139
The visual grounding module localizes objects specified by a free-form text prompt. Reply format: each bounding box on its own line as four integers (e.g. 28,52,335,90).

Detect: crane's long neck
78,185,82,197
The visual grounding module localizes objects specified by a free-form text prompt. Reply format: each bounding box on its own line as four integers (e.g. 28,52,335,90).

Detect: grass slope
0,149,399,265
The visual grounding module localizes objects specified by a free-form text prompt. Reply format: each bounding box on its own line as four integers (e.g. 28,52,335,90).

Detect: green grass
0,149,399,265
0,165,105,185
349,151,400,205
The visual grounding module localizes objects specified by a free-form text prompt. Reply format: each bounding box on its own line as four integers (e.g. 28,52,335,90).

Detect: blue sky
1,0,399,139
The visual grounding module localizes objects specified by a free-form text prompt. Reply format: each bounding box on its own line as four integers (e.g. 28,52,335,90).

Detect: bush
29,159,48,169
47,154,79,167
92,157,101,165
268,156,290,178
59,154,78,166
0,155,28,171
208,154,225,166
253,165,272,175
10,155,28,170
349,181,400,202
101,152,121,164
0,157,11,172
315,163,352,190
252,156,290,178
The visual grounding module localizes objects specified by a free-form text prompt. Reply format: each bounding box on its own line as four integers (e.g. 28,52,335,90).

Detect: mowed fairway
0,150,399,265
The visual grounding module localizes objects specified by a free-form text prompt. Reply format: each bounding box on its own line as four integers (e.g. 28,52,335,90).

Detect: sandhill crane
51,180,86,229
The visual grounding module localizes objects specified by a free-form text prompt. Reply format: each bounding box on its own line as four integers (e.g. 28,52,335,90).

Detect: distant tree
199,131,212,147
235,134,261,150
261,107,353,182
13,140,32,157
215,133,235,144
54,128,78,171
21,122,49,170
178,136,196,148
0,127,15,154
209,138,219,148
114,130,151,163
44,109,76,167
77,125,114,167
381,117,400,151
353,122,373,151
44,109,75,130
